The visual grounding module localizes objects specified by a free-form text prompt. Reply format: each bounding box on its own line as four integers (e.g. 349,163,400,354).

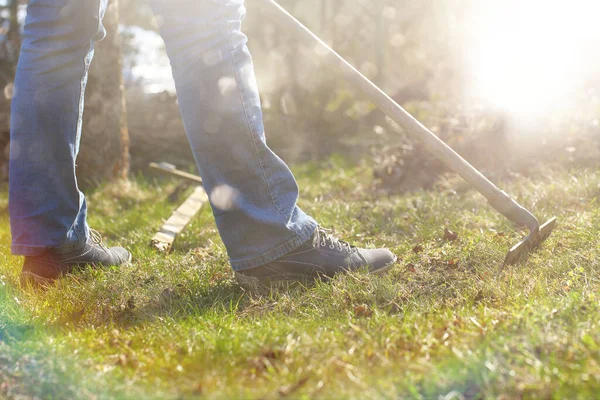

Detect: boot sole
236,255,398,289
20,253,133,288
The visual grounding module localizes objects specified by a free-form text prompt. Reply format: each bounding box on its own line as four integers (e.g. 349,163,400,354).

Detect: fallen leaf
193,383,203,395
116,352,138,368
354,304,373,318
117,354,127,367
248,347,284,374
412,244,424,254
210,271,228,284
260,347,283,361
125,296,135,311
444,228,458,241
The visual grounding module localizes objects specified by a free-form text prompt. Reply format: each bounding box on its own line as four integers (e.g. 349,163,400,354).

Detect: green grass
1,158,600,399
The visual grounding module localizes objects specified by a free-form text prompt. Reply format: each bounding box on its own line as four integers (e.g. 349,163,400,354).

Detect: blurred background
0,0,598,191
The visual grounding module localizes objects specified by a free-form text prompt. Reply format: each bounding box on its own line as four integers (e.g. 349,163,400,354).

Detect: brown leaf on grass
412,244,424,253
260,347,284,361
406,263,416,273
109,329,121,347
125,296,136,311
209,271,229,284
248,347,285,374
192,383,203,396
116,352,139,368
118,354,127,366
248,357,267,374
444,228,458,241
354,304,373,318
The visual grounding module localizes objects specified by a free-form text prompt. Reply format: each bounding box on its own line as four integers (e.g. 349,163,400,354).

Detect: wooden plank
151,186,208,253
149,162,203,184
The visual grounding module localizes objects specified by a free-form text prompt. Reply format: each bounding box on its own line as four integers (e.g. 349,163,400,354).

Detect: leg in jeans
147,0,318,271
10,0,108,255
12,0,394,284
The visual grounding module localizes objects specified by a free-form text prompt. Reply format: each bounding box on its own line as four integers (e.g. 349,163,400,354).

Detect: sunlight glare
468,0,600,114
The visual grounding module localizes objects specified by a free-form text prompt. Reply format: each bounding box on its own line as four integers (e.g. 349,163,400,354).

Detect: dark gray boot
236,227,396,286
20,229,131,286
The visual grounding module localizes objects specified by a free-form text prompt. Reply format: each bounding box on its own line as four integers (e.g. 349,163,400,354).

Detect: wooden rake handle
260,0,540,233
149,162,203,185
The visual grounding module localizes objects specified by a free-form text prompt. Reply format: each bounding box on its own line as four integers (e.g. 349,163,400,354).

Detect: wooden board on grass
151,186,208,253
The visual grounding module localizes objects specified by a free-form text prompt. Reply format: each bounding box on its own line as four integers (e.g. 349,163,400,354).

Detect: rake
261,0,556,264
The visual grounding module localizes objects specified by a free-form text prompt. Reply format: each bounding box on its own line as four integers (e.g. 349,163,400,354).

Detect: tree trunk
78,0,130,184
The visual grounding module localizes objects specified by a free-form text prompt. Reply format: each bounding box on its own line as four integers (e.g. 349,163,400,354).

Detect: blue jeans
9,0,317,271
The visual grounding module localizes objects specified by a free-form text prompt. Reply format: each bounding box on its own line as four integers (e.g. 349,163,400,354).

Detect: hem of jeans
11,244,48,257
11,232,89,257
230,220,318,272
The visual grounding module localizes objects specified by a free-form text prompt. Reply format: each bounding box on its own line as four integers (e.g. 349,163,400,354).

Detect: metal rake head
504,217,557,265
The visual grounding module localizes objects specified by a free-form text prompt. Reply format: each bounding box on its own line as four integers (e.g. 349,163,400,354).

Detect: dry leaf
444,228,458,241
354,304,373,318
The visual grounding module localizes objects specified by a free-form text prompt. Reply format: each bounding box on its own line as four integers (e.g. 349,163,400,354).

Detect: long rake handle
262,0,540,232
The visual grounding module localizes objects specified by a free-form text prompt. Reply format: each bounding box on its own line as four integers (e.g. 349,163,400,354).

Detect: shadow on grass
49,273,290,330
19,233,511,334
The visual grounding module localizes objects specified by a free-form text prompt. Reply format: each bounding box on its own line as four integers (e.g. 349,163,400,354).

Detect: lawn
1,158,599,399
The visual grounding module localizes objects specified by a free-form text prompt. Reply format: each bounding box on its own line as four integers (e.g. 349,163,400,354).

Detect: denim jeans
9,0,317,271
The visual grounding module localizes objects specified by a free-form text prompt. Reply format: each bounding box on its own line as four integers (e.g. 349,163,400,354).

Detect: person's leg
148,0,396,282
148,0,318,271
9,0,107,255
11,0,131,286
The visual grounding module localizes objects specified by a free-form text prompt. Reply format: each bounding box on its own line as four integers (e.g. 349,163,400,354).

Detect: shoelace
314,227,355,253
89,229,109,251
